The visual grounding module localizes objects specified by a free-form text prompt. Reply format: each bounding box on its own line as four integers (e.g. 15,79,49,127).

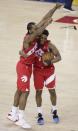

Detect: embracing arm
48,42,61,63
23,18,52,49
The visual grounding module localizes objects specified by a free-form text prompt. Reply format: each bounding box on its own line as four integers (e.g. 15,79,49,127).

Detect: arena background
28,0,78,5
0,0,78,131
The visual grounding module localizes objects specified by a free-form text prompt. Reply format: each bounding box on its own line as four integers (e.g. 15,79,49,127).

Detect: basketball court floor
0,0,78,131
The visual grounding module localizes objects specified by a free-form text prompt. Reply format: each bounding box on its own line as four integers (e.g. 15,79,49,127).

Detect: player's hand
43,61,49,66
56,2,64,9
19,50,27,58
19,50,23,55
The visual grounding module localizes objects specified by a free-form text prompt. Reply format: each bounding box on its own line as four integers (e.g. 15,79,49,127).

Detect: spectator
63,0,74,11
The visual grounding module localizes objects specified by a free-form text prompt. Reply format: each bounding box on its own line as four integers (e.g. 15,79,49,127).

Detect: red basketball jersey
34,40,54,68
20,34,37,65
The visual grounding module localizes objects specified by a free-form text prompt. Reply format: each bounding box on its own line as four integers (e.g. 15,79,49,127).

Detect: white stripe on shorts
45,73,56,86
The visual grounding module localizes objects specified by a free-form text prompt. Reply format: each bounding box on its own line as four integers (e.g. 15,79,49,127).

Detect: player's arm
20,19,52,56
36,3,63,28
23,18,52,49
23,3,63,49
23,34,37,49
48,42,61,63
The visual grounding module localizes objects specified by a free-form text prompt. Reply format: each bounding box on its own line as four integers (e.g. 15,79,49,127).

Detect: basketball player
7,20,52,129
33,29,61,125
7,3,62,129
20,30,61,125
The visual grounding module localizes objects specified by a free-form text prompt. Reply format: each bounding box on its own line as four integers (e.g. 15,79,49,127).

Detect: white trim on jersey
45,73,56,86
26,43,37,56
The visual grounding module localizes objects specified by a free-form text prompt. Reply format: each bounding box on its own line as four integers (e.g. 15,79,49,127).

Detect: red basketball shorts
16,61,32,92
33,66,56,90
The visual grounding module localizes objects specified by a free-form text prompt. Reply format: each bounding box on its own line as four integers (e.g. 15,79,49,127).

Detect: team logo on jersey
35,48,44,56
21,75,28,83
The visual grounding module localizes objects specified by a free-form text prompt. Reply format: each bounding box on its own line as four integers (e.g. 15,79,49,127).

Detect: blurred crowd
30,0,75,12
